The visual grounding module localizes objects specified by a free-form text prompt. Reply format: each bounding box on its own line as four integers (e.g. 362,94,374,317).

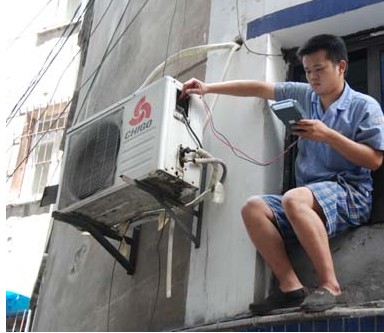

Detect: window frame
10,102,68,202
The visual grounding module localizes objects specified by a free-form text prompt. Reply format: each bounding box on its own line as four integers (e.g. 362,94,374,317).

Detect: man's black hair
297,34,348,64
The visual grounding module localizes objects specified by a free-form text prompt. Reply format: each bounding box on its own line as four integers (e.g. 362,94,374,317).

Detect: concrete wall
32,0,384,331
32,0,211,331
184,0,287,325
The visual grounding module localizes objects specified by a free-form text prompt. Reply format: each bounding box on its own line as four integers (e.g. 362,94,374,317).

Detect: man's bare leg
282,187,341,296
241,196,303,292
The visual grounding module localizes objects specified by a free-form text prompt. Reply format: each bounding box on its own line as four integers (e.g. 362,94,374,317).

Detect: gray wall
32,0,210,331
75,0,209,122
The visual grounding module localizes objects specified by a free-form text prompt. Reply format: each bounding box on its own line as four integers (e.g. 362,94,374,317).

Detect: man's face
302,50,346,96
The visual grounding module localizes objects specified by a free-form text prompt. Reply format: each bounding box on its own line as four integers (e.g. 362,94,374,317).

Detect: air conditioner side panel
116,77,204,195
162,88,204,190
116,79,167,184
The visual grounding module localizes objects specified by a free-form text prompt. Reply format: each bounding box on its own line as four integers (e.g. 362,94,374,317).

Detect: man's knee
242,195,262,213
282,187,313,206
282,188,311,218
282,187,324,222
241,196,271,223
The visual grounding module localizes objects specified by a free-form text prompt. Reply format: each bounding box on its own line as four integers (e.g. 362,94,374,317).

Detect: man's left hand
292,119,332,142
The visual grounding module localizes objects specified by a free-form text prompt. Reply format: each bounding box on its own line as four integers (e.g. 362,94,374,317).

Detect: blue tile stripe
239,315,384,332
246,0,384,40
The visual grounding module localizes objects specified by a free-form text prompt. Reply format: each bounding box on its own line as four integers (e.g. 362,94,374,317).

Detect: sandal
249,287,308,315
301,287,338,312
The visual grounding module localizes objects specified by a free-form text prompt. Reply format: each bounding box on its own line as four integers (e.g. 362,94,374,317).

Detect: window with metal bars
9,101,69,202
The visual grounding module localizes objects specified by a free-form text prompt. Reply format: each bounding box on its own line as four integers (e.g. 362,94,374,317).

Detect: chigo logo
125,96,153,140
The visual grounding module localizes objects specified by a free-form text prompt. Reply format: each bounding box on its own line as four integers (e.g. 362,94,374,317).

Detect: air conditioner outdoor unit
57,76,204,227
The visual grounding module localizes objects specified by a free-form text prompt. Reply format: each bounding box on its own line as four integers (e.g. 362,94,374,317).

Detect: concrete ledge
181,306,384,331
180,223,384,331
287,223,384,304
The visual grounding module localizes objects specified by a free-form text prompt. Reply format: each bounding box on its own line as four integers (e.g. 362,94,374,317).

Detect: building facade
25,0,384,331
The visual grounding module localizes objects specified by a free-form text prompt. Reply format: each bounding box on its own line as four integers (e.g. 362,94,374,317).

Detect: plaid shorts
261,178,372,242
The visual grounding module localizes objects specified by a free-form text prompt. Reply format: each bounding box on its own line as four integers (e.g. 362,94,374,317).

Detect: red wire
197,83,298,166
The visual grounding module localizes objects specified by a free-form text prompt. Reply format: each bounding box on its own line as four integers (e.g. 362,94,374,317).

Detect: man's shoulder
348,85,381,108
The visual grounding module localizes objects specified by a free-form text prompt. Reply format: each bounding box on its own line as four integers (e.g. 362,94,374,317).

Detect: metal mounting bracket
51,167,206,273
133,178,202,248
120,175,203,248
52,211,140,275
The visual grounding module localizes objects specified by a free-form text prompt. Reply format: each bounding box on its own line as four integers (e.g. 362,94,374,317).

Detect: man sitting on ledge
182,34,384,314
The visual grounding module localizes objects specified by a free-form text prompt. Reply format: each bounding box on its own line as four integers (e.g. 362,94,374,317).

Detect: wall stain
69,243,88,275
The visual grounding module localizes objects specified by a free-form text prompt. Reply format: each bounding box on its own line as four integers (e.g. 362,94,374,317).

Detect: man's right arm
182,78,276,100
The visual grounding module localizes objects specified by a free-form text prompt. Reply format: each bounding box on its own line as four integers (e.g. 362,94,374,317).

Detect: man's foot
249,288,308,316
301,287,338,312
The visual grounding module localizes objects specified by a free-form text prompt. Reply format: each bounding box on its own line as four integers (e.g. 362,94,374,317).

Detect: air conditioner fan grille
68,121,120,200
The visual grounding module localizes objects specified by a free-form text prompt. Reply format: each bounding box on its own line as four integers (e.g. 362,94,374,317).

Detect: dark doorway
283,30,384,223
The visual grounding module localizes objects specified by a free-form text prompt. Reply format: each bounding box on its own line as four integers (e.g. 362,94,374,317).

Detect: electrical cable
235,0,283,57
180,108,203,148
148,5,180,325
6,0,123,182
8,0,284,178
6,0,54,50
148,212,166,331
7,0,147,181
73,0,150,124
74,0,133,121
196,82,298,166
106,220,131,332
204,96,298,165
174,0,187,79
106,251,118,332
7,1,91,126
7,1,84,124
161,0,178,78
90,0,116,35
8,0,116,145
9,58,80,146
202,42,241,131
6,100,72,182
